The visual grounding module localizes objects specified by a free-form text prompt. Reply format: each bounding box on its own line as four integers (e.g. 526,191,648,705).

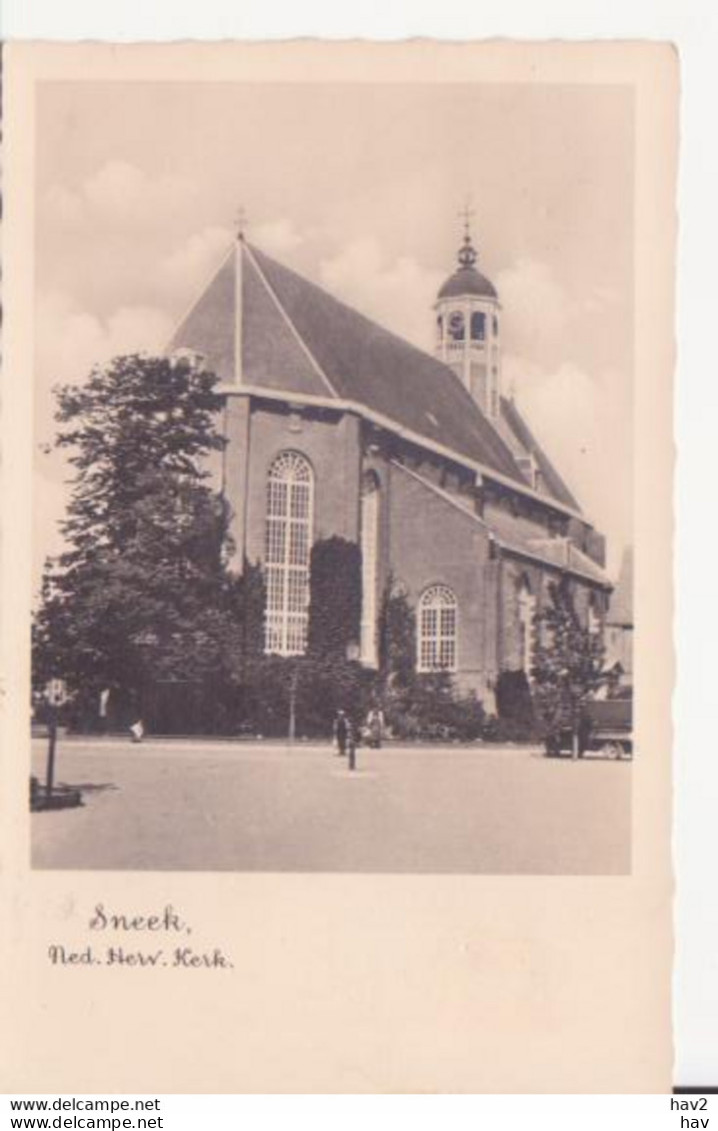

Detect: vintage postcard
1,41,676,1092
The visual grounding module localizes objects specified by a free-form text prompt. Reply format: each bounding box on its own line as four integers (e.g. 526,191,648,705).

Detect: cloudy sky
34,80,633,582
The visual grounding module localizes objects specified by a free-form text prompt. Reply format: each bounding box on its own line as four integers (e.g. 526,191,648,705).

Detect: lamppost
132,629,159,733
44,678,68,802
288,661,300,745
345,641,360,771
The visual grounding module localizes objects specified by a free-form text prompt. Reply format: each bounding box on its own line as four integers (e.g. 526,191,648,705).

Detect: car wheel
601,741,622,760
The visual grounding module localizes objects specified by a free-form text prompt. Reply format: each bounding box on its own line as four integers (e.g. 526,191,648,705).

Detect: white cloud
156,226,232,301
32,467,70,590
319,236,444,352
496,258,623,370
251,217,304,255
36,290,173,392
43,160,199,233
495,259,571,356
43,184,85,228
505,354,632,575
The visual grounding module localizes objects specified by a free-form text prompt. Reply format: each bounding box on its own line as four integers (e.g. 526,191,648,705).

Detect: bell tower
435,207,502,421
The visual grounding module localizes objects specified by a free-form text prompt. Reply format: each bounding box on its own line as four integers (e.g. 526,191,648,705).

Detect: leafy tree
33,354,228,719
531,578,607,758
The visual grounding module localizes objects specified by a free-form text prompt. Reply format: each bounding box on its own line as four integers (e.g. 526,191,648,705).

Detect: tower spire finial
457,197,477,269
459,197,474,240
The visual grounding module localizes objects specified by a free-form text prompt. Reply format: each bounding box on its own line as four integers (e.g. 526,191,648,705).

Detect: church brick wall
498,558,543,671
221,396,610,697
498,559,608,670
224,398,362,566
386,463,492,695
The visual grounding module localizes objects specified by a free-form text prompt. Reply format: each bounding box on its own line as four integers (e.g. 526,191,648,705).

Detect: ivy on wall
378,573,416,688
307,537,362,660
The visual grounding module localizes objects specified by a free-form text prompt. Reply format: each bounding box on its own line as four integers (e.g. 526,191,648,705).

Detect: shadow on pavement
57,780,119,794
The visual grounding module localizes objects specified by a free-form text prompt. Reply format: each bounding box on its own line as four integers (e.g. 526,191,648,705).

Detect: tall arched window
264,451,314,656
418,585,458,672
360,471,380,667
518,581,536,675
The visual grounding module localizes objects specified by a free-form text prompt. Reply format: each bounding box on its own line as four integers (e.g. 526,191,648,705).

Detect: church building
166,222,611,705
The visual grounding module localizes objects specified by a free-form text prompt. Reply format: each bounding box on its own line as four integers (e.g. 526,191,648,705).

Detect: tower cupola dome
437,232,498,300
434,212,502,420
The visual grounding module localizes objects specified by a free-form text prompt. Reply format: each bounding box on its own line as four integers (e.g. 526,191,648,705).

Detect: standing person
129,718,144,744
366,705,385,749
98,687,111,735
333,709,349,757
347,715,357,771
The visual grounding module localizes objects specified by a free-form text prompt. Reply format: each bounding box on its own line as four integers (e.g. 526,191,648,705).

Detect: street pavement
31,737,631,873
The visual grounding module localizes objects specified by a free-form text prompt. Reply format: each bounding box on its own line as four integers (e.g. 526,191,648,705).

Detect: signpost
45,679,67,802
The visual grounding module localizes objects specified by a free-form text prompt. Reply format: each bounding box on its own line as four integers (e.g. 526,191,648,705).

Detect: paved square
31,738,631,873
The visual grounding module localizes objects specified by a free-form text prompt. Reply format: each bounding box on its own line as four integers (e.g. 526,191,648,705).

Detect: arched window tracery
418,585,458,672
264,451,314,656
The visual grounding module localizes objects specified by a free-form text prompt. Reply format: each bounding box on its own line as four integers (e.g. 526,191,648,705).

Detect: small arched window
418,585,458,672
264,451,314,656
448,311,465,341
518,581,536,675
471,311,486,341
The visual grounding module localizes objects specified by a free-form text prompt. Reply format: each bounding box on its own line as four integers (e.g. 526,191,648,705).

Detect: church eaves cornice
216,380,590,526
391,460,611,590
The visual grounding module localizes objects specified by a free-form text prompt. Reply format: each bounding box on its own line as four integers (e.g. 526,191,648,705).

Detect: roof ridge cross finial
457,197,478,269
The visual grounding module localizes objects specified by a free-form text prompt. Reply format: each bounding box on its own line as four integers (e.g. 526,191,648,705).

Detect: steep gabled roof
166,248,237,383
499,395,581,510
247,244,524,483
166,238,583,512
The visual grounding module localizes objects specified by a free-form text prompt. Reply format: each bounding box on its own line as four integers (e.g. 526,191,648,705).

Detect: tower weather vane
457,198,477,268
458,198,475,240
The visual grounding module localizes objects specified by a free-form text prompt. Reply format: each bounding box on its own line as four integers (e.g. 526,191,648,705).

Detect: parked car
545,695,633,759
582,697,632,759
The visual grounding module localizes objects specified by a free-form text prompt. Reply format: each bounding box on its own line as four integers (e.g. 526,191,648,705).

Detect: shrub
383,673,485,742
495,670,534,725
480,714,541,744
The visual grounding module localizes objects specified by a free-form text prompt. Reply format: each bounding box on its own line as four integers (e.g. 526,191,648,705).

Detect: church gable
241,250,331,397
166,249,236,382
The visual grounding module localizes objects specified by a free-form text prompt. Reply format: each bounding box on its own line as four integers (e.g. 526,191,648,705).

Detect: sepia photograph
28,77,636,874
1,39,676,1096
